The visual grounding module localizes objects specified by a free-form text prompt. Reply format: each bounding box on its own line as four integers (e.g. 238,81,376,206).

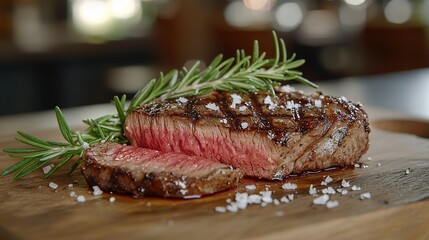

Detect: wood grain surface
1,117,429,240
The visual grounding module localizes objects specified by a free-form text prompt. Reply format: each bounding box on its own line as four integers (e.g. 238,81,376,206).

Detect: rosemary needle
2,31,317,179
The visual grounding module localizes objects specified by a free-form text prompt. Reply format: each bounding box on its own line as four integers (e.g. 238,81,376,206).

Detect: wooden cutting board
1,107,429,240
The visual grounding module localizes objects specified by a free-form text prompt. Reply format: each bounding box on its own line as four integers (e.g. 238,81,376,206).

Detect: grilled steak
82,142,243,198
125,89,370,180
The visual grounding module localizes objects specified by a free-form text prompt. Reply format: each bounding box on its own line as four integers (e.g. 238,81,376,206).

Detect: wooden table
1,69,429,239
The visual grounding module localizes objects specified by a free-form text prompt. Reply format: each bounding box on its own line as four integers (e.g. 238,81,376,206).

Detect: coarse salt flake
286,101,301,110
288,194,294,201
377,163,381,166
215,206,227,213
309,184,317,195
351,185,361,191
48,182,58,190
315,99,322,108
324,176,333,183
109,197,116,203
241,122,249,129
42,165,53,174
77,195,86,203
360,192,371,200
341,179,350,187
282,182,297,190
321,181,327,186
273,199,280,206
205,103,219,111
220,119,227,124
81,142,90,150
245,185,256,191
92,186,103,196
322,187,336,195
69,191,76,197
226,203,238,213
326,200,339,209
340,96,348,102
68,184,74,188
230,94,242,108
405,169,410,174
341,189,348,195
280,196,290,203
248,194,262,204
341,179,350,188
177,97,188,104
313,194,329,205
239,105,247,111
280,85,296,93
183,195,202,199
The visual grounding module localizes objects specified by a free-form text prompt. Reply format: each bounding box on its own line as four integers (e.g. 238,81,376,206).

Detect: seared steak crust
82,143,243,198
125,90,370,180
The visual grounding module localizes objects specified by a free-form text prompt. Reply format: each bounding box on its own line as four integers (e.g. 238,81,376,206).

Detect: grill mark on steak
125,90,370,180
82,142,243,198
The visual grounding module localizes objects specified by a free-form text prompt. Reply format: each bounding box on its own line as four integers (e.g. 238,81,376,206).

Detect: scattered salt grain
180,189,188,195
109,197,116,203
315,99,322,108
260,190,273,203
239,105,247,111
273,199,280,206
235,193,249,209
92,186,103,196
220,118,227,124
340,96,348,102
322,187,336,195
354,163,360,168
288,194,294,201
282,182,297,190
177,97,188,104
324,176,333,184
42,164,53,174
280,196,290,203
245,185,256,191
48,182,58,190
286,101,301,110
321,181,327,186
230,94,242,108
77,195,86,203
313,195,329,205
326,200,339,209
261,202,268,207
377,163,381,166
248,194,262,204
215,206,227,213
205,103,219,111
309,184,317,195
69,191,76,198
351,185,361,191
405,169,410,174
341,179,350,188
367,157,372,161
264,95,278,110
280,85,296,93
81,142,90,150
341,189,348,195
241,122,249,129
360,192,371,200
227,204,238,212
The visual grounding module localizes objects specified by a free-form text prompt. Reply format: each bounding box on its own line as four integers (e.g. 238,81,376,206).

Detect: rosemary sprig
2,31,317,179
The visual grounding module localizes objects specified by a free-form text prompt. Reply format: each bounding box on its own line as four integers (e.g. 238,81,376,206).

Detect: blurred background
1,0,429,116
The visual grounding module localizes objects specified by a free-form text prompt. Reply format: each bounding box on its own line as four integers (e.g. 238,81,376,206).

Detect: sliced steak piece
125,89,370,180
81,142,243,198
